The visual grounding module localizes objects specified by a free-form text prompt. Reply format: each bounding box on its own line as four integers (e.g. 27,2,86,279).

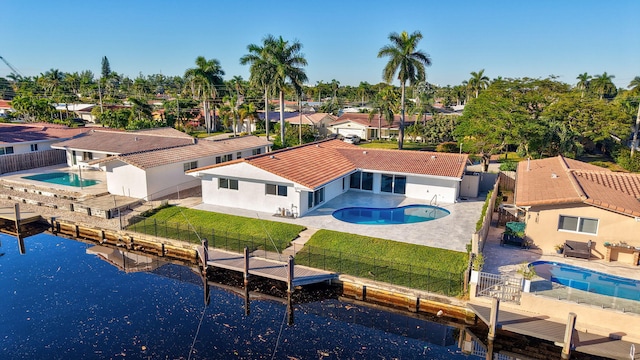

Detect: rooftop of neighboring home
0,122,90,145
0,100,12,110
91,135,272,170
190,139,468,189
51,127,195,154
329,112,430,129
515,155,640,217
259,112,336,126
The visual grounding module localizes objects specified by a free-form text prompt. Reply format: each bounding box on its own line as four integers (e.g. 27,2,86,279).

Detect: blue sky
3,0,639,89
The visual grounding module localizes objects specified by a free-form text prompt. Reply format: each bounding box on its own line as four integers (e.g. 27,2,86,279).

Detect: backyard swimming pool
532,261,640,301
332,205,450,225
22,172,99,187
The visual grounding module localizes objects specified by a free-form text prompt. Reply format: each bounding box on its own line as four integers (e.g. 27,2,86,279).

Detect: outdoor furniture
563,240,591,260
500,233,527,248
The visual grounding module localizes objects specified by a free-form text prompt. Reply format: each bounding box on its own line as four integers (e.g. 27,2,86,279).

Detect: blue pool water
532,261,640,301
22,172,99,187
332,205,450,225
0,233,477,359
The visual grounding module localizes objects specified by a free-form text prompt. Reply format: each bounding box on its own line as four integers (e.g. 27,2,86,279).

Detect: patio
0,164,108,198
194,191,485,253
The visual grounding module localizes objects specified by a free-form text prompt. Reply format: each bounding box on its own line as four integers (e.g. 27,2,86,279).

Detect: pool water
332,205,450,225
532,261,640,301
22,172,99,187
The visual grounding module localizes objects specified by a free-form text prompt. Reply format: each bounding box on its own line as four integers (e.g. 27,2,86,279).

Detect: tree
576,72,591,98
101,56,111,79
265,35,308,147
591,72,616,100
238,102,260,135
241,35,278,141
185,56,225,133
368,86,397,140
128,97,153,122
628,76,640,156
377,30,432,149
467,69,490,98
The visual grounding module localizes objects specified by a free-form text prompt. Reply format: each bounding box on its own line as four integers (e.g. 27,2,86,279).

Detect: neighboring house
327,113,427,141
515,156,640,264
52,127,194,167
0,100,12,117
280,112,336,137
54,104,97,122
0,122,89,155
89,135,272,200
187,139,468,217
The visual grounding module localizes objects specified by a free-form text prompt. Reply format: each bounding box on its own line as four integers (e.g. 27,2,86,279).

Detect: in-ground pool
532,260,640,301
22,172,99,187
332,204,449,225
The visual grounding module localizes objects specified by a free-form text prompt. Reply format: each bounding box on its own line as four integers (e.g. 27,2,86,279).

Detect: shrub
436,141,459,153
499,161,518,171
475,190,493,232
616,148,640,172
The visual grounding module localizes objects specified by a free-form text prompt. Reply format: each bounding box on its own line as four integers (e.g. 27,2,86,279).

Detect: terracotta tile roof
193,139,467,189
515,156,640,217
95,136,271,170
52,127,194,154
330,113,427,129
0,122,90,144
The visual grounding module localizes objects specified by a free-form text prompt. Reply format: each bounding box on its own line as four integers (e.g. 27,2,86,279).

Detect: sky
3,0,639,89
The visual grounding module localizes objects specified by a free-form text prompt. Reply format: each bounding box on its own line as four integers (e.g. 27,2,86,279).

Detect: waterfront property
22,171,99,187
188,139,469,218
0,122,89,156
52,128,271,200
514,155,640,264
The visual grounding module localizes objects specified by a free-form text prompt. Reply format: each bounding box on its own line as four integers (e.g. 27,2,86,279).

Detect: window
349,171,373,191
222,154,233,162
252,148,262,155
215,156,221,164
0,146,14,155
183,161,198,171
30,144,38,152
381,174,406,194
82,151,93,161
308,187,325,208
266,184,287,196
558,215,598,235
236,152,242,159
218,178,238,190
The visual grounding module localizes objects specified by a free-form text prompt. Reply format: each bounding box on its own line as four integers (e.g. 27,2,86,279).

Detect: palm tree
576,72,591,98
241,36,278,141
629,76,640,95
591,72,616,100
266,36,308,147
467,69,490,98
377,30,432,149
185,56,225,133
629,76,640,156
368,86,397,140
238,102,260,135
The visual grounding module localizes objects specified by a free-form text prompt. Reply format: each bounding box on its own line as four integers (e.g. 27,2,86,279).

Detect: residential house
515,156,640,265
0,100,12,117
0,122,89,155
262,112,336,137
327,113,428,141
188,139,468,217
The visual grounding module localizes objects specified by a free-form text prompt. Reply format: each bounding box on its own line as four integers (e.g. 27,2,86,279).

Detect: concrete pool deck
193,191,485,253
0,164,108,197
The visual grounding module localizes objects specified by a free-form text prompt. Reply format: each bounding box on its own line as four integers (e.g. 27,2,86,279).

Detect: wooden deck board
204,247,336,287
469,303,638,359
0,207,42,224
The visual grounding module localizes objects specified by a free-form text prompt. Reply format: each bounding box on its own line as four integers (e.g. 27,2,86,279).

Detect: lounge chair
563,240,591,260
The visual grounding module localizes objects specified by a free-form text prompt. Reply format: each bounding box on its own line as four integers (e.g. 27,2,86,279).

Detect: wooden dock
469,303,638,359
200,246,337,288
0,206,41,224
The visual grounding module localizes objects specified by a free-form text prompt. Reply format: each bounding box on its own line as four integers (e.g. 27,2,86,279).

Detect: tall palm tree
576,72,591,98
468,69,490,98
629,76,640,95
368,86,397,140
266,36,308,147
185,56,225,133
240,35,278,141
591,72,616,100
238,102,260,135
378,30,431,149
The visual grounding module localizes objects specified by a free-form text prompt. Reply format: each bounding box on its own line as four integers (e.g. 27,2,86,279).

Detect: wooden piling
287,292,294,325
244,285,250,316
287,255,294,293
13,203,21,238
488,297,500,341
243,247,250,286
561,312,577,359
201,238,209,274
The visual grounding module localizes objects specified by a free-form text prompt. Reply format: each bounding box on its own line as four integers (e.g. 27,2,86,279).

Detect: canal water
0,233,481,359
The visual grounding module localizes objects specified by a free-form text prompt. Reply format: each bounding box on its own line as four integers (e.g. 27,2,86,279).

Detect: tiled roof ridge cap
247,139,335,160
559,156,588,201
118,143,193,157
91,128,191,139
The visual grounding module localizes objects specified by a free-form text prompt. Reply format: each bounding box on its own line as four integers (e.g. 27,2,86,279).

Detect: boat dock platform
469,303,638,359
197,245,338,290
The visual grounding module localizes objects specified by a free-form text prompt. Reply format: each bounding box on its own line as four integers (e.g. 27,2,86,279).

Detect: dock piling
488,297,500,341
561,312,577,359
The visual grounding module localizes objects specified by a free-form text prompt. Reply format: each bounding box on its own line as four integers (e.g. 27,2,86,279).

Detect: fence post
409,264,412,288
154,219,157,238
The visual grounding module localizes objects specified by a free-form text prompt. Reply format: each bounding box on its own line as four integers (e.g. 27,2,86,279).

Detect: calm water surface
0,233,479,359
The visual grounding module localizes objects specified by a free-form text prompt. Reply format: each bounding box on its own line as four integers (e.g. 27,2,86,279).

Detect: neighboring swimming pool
332,205,450,225
532,260,640,302
22,172,99,187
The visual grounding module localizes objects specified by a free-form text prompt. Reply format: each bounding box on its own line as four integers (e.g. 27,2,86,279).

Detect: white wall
106,162,148,198
404,175,460,204
3,140,59,155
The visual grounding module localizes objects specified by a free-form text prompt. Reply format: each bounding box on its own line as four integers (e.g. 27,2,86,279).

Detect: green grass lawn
127,206,304,252
295,230,469,296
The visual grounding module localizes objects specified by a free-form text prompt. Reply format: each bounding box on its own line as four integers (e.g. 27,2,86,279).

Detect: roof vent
270,155,275,159
551,173,558,178
431,155,436,159
316,144,319,147
134,137,139,141
363,151,367,155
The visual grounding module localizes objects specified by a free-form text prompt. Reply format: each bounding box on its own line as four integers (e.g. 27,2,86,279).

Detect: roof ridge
118,143,194,157
561,156,588,201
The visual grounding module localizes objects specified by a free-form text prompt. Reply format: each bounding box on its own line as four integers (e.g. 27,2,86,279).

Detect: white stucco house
328,113,427,141
52,127,272,200
0,122,89,155
187,139,468,217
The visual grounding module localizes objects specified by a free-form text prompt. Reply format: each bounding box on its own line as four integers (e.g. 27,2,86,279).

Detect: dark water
0,233,480,359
